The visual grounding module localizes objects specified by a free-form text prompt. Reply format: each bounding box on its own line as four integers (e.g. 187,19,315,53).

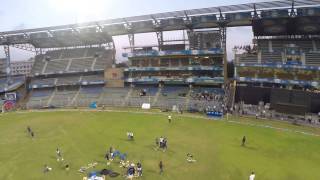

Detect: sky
0,0,270,61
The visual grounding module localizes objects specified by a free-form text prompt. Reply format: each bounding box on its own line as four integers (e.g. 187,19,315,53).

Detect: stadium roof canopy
0,0,319,48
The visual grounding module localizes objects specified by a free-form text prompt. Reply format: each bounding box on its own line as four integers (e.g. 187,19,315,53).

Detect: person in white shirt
249,172,255,180
168,115,172,123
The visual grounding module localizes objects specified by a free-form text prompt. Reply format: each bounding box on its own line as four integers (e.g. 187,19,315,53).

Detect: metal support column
4,45,11,85
128,33,135,52
218,8,228,84
156,31,163,50
111,39,116,65
219,26,228,84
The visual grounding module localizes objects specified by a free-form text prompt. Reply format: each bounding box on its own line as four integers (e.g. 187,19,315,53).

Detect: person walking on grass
43,164,52,173
242,136,246,146
137,162,142,177
56,148,64,161
30,131,35,138
249,172,255,180
159,161,164,174
27,126,32,133
168,115,172,123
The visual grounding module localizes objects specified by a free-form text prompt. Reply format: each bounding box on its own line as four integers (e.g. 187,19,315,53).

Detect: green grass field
0,109,319,180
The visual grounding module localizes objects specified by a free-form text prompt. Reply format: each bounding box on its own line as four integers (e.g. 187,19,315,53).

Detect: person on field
162,138,167,151
127,132,134,140
30,131,35,138
137,162,142,176
168,115,172,123
56,148,64,161
249,172,255,180
155,137,159,147
159,161,164,174
187,153,196,163
105,152,109,161
65,164,70,171
242,136,246,146
127,164,135,179
27,126,32,133
43,164,52,173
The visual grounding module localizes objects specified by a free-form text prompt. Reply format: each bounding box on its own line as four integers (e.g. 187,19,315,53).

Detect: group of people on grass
28,114,256,180
126,162,143,179
155,136,168,152
43,147,69,174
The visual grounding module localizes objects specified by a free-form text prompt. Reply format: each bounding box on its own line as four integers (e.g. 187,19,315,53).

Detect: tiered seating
161,86,188,97
315,41,320,51
56,76,80,85
305,53,320,66
87,47,105,57
258,40,269,53
49,88,78,107
81,74,104,82
276,70,295,80
297,41,314,52
73,86,103,107
0,78,7,91
45,60,68,73
261,52,282,63
188,87,225,112
127,87,157,107
27,89,53,108
31,47,113,75
99,88,130,106
94,50,113,70
32,55,45,74
238,54,258,64
61,48,85,59
271,40,283,52
69,58,94,71
132,87,158,96
30,78,56,86
154,86,188,109
46,50,62,59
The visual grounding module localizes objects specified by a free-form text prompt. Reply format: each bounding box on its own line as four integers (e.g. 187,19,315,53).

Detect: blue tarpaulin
89,102,97,109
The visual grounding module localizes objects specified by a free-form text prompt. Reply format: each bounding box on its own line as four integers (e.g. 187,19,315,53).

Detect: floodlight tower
124,19,135,52
4,45,11,85
217,8,229,84
152,16,164,51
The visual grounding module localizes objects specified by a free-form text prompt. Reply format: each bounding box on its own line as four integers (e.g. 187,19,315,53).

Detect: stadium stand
69,58,94,72
73,86,103,107
32,47,113,75
237,54,258,64
56,76,80,86
27,89,54,108
99,87,130,106
49,87,78,107
305,52,320,66
45,59,69,74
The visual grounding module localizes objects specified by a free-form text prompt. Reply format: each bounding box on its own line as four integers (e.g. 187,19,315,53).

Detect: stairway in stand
47,88,57,106
184,87,192,110
151,87,162,106
122,88,133,106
